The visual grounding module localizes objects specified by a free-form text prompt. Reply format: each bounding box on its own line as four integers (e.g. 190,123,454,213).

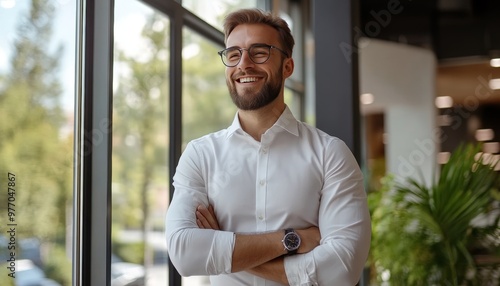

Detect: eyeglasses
218,44,289,67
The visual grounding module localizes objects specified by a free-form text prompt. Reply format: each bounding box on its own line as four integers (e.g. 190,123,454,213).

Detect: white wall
359,38,438,185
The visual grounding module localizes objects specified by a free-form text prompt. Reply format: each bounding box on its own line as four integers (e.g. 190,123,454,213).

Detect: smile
238,77,259,83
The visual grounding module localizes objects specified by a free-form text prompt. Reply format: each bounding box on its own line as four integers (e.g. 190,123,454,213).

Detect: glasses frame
218,44,289,67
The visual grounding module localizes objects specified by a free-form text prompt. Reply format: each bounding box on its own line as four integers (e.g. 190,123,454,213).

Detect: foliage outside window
181,0,258,31
112,2,170,284
182,27,235,146
0,1,74,285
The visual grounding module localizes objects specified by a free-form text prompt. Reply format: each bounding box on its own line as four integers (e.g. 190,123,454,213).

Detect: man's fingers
196,205,220,230
208,204,216,217
196,218,204,228
196,209,211,228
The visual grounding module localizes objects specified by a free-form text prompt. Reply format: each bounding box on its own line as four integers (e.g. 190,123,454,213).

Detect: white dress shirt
165,106,371,286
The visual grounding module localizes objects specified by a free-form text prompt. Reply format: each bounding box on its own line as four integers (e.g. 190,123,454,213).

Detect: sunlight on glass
182,0,258,30
182,27,235,147
112,1,170,285
0,0,15,9
0,1,75,285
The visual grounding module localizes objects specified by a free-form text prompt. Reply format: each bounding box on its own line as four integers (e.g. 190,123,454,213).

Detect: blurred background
0,0,498,285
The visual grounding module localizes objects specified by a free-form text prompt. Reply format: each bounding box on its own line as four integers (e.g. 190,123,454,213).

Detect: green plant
369,143,500,285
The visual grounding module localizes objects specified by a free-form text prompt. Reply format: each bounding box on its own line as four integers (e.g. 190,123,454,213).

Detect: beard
227,66,283,111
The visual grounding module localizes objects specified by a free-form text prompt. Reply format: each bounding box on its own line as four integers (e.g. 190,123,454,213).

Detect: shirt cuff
208,231,235,274
284,252,318,286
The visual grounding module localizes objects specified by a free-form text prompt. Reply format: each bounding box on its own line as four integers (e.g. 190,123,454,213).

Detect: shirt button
258,215,264,220
261,148,267,154
259,180,265,186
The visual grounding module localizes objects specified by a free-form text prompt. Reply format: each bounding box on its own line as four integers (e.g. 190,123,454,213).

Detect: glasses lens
249,45,271,64
222,48,241,67
219,45,272,67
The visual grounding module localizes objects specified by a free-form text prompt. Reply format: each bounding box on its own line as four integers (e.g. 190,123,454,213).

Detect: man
165,8,371,285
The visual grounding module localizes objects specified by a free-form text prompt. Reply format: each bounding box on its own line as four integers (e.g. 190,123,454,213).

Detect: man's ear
283,57,294,78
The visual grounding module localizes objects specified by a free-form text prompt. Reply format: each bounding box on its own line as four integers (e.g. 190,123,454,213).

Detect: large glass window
0,1,76,285
182,27,234,146
181,0,258,31
112,1,170,285
0,1,357,286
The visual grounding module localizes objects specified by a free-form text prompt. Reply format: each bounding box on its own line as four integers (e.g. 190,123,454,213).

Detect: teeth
240,77,257,83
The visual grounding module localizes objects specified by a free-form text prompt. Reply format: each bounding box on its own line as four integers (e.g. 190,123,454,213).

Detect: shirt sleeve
284,139,371,286
165,142,235,276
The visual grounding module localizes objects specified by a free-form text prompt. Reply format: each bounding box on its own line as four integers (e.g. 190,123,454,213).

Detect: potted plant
368,143,500,285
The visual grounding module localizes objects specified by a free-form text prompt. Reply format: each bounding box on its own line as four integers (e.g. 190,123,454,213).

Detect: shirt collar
226,105,299,138
226,112,243,138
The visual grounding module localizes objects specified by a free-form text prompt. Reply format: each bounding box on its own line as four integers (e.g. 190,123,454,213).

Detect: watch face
284,232,301,251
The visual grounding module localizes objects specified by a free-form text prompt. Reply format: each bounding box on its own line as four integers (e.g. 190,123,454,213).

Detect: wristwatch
282,228,301,255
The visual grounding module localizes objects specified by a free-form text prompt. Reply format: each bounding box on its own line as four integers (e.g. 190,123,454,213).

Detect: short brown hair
223,9,294,57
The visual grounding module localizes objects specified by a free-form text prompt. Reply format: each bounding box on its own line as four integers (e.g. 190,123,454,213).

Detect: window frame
73,1,310,285
73,0,114,285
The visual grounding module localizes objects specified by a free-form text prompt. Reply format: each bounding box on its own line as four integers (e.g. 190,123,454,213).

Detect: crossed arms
166,193,370,285
195,204,321,284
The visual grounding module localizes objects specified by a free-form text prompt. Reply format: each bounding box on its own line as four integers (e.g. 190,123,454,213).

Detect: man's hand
196,204,220,230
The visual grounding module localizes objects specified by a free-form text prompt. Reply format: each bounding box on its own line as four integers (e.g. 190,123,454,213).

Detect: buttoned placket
255,134,271,232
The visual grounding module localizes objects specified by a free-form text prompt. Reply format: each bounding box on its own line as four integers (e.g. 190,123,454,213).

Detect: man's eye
251,49,268,57
253,52,267,57
226,51,240,60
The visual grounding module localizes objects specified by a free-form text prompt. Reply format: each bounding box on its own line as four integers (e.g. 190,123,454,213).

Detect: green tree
0,0,71,241
182,29,235,144
0,0,72,284
112,12,170,275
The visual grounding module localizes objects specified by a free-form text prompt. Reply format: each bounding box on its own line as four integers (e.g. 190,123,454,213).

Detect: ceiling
360,0,500,104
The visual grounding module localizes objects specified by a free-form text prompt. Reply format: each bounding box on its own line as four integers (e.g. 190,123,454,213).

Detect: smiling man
165,8,371,286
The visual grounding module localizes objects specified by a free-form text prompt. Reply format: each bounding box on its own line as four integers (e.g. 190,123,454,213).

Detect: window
0,1,76,285
181,0,258,31
112,1,170,285
182,27,234,146
4,1,307,285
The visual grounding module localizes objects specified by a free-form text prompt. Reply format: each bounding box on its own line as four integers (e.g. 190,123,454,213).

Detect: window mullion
74,0,114,285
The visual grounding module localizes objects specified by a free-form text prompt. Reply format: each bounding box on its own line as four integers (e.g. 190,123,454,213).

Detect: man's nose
237,50,255,69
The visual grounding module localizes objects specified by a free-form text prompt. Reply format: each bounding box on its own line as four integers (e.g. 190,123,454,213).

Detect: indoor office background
0,0,498,286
